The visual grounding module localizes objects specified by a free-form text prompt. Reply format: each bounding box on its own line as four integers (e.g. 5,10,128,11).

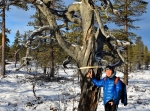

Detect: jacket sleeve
91,78,104,87
113,80,122,104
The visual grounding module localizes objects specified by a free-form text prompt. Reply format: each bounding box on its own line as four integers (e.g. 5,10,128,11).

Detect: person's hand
109,101,113,106
86,69,93,78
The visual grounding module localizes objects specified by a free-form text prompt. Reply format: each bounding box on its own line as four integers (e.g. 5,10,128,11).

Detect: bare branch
95,27,131,67
16,56,33,71
32,79,40,100
100,0,120,19
63,56,72,68
116,40,132,48
94,7,109,38
29,25,52,39
65,2,82,24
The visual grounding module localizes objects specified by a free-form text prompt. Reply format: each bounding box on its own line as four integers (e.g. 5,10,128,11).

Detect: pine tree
10,30,22,67
143,46,150,69
131,36,144,70
108,0,148,84
0,33,10,62
19,33,27,60
26,0,66,77
128,45,134,71
0,0,29,75
1,0,6,77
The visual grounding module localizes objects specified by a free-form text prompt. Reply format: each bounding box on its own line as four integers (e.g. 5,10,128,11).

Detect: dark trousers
104,100,118,111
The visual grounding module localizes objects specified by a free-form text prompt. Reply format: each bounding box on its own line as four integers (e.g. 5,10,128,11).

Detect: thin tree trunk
50,39,54,78
43,66,46,75
1,0,6,77
124,64,128,85
14,49,20,68
123,0,128,85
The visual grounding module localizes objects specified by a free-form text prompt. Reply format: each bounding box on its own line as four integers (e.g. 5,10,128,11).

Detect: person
87,65,122,111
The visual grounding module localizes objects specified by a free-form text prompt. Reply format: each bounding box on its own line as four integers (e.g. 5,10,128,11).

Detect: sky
5,0,150,50
0,62,150,110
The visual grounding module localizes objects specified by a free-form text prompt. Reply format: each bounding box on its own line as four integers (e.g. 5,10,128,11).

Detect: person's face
105,69,113,77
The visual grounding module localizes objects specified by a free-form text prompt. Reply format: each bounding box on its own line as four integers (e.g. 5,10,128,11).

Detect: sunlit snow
0,63,150,111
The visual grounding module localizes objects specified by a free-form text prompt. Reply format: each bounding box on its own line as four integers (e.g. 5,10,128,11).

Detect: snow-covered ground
0,63,150,111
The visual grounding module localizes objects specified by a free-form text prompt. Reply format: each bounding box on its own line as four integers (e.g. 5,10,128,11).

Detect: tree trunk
50,39,54,78
77,1,102,111
1,0,6,77
124,0,128,85
43,66,46,75
14,55,17,68
14,49,20,68
124,64,128,85
78,68,103,111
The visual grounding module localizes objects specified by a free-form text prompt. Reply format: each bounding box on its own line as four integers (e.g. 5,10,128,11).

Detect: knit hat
105,65,114,73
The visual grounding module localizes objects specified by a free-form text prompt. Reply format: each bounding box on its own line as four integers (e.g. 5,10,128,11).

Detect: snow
0,63,150,111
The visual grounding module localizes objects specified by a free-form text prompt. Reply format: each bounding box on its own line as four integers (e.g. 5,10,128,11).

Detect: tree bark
124,0,128,85
124,64,128,85
14,49,20,68
77,1,102,111
1,0,6,78
50,39,54,78
43,66,46,75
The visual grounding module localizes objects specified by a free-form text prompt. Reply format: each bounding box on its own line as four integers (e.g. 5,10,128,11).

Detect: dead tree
5,0,132,111
14,49,20,67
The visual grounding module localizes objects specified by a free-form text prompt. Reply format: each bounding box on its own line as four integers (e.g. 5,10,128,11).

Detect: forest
0,0,150,111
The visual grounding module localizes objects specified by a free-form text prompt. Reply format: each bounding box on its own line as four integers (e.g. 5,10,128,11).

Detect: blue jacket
92,76,122,105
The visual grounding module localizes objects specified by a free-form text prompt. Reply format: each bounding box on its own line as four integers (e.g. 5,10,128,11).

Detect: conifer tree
143,46,149,69
130,36,144,70
11,30,22,67
1,0,6,77
0,33,10,62
19,32,27,60
27,0,66,77
0,0,30,76
109,0,148,84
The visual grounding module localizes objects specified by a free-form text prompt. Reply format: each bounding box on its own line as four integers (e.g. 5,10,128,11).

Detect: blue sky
6,0,150,50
